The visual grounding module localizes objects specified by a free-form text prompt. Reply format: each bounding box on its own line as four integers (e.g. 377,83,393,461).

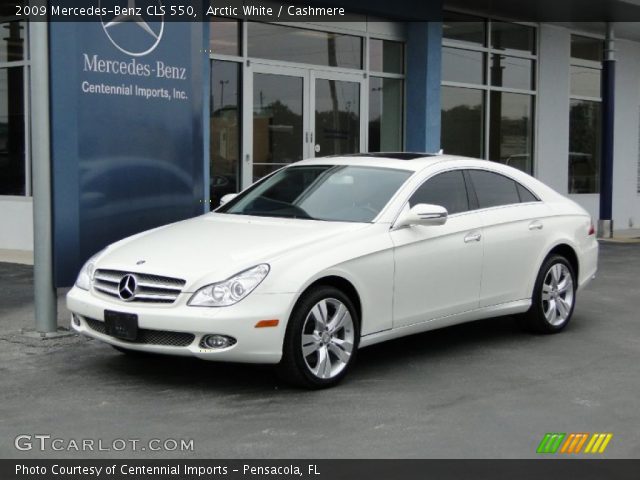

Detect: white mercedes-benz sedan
67,154,598,388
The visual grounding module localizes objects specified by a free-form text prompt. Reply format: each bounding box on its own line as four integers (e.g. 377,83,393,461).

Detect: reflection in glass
253,73,303,182
491,21,535,54
0,67,25,195
315,79,360,157
369,39,404,74
442,12,486,47
209,18,241,56
0,21,24,63
369,77,403,152
442,47,485,85
248,23,362,69
488,92,533,173
571,35,603,62
441,86,484,158
570,65,601,98
490,54,534,90
569,99,601,193
210,61,241,209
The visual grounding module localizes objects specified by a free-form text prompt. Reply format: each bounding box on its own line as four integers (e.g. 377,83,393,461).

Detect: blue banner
50,12,205,286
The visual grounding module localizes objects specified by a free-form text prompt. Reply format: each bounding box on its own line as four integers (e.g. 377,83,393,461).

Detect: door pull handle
464,232,482,243
529,222,543,231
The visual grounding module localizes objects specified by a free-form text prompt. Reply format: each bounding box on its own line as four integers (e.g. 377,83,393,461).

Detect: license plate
104,310,138,341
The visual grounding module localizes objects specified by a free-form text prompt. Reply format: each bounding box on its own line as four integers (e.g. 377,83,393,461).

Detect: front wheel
277,286,359,389
521,255,576,333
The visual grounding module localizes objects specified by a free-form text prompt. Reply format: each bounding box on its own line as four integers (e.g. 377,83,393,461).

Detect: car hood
96,213,368,290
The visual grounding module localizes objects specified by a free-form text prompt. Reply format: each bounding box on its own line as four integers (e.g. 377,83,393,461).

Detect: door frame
309,69,367,159
244,61,368,189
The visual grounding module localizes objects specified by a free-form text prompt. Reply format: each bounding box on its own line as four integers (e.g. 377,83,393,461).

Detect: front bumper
67,286,297,364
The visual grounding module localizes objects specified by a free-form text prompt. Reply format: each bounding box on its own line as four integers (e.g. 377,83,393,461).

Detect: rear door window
468,170,521,209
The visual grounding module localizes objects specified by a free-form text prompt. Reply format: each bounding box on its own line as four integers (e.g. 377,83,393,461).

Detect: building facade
0,6,639,286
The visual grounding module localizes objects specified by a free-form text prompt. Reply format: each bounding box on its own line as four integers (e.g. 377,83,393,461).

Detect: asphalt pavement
0,242,638,458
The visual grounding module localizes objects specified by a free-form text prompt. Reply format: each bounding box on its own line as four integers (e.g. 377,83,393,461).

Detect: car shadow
81,313,584,394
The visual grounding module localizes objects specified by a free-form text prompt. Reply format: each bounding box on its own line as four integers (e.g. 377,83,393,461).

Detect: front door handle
464,232,482,243
529,221,543,231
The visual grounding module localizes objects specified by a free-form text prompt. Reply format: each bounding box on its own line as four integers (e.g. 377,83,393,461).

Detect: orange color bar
255,319,280,328
560,434,576,453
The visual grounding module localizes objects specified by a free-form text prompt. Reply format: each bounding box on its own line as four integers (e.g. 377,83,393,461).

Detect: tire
277,286,359,389
520,254,577,334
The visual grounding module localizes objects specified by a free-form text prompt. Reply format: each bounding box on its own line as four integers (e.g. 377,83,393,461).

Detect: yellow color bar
585,433,613,453
598,434,613,453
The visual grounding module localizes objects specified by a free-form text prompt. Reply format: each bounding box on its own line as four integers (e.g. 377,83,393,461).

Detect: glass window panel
248,23,362,69
443,12,486,47
442,47,485,85
369,39,404,74
488,92,533,173
253,73,304,182
209,19,241,56
0,21,25,63
569,99,601,193
570,65,601,98
517,182,538,202
369,77,403,152
441,86,484,158
469,170,520,208
0,66,26,196
491,21,535,54
410,171,469,214
490,54,534,90
315,79,360,156
210,60,241,209
571,35,603,62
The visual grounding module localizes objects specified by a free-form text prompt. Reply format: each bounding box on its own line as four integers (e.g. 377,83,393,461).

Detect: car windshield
218,165,413,222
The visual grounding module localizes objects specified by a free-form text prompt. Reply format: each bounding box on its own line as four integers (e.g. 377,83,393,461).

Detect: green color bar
537,433,566,454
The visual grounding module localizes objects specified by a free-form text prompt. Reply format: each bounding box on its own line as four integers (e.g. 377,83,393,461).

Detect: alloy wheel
301,298,355,379
541,263,574,326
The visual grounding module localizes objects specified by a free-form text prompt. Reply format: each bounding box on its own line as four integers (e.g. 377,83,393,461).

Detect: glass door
249,64,310,183
310,71,366,158
246,65,366,185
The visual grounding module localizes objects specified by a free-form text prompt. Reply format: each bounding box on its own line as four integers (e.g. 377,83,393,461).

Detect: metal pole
598,22,615,238
29,21,58,333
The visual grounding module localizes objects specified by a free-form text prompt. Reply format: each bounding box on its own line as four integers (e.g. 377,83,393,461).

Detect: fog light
72,314,81,327
200,334,236,349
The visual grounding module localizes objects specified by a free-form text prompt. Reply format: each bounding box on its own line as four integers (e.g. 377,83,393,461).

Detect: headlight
75,252,102,290
188,264,270,307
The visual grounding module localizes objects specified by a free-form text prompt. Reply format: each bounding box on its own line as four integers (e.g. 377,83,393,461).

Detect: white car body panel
67,154,599,365
390,210,483,328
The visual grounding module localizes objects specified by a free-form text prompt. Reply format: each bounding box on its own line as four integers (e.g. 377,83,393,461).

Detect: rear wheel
277,286,359,389
521,255,576,333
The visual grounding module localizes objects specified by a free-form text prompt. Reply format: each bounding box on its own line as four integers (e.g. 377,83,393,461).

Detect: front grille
93,269,186,304
84,317,195,347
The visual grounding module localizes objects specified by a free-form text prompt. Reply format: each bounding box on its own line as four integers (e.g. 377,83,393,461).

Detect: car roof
296,153,484,172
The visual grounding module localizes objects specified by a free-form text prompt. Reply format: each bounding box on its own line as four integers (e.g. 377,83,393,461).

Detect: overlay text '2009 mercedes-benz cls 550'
67,154,598,388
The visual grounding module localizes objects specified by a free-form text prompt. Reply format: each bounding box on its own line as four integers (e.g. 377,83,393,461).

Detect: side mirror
219,193,238,206
394,203,448,229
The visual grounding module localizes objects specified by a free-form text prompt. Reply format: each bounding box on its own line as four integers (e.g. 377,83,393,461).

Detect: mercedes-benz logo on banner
100,0,164,57
118,274,138,301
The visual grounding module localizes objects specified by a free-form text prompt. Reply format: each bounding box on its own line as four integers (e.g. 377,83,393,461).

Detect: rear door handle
529,221,543,231
464,232,482,243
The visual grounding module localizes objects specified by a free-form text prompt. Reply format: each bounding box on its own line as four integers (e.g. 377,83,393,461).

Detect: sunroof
334,152,437,160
